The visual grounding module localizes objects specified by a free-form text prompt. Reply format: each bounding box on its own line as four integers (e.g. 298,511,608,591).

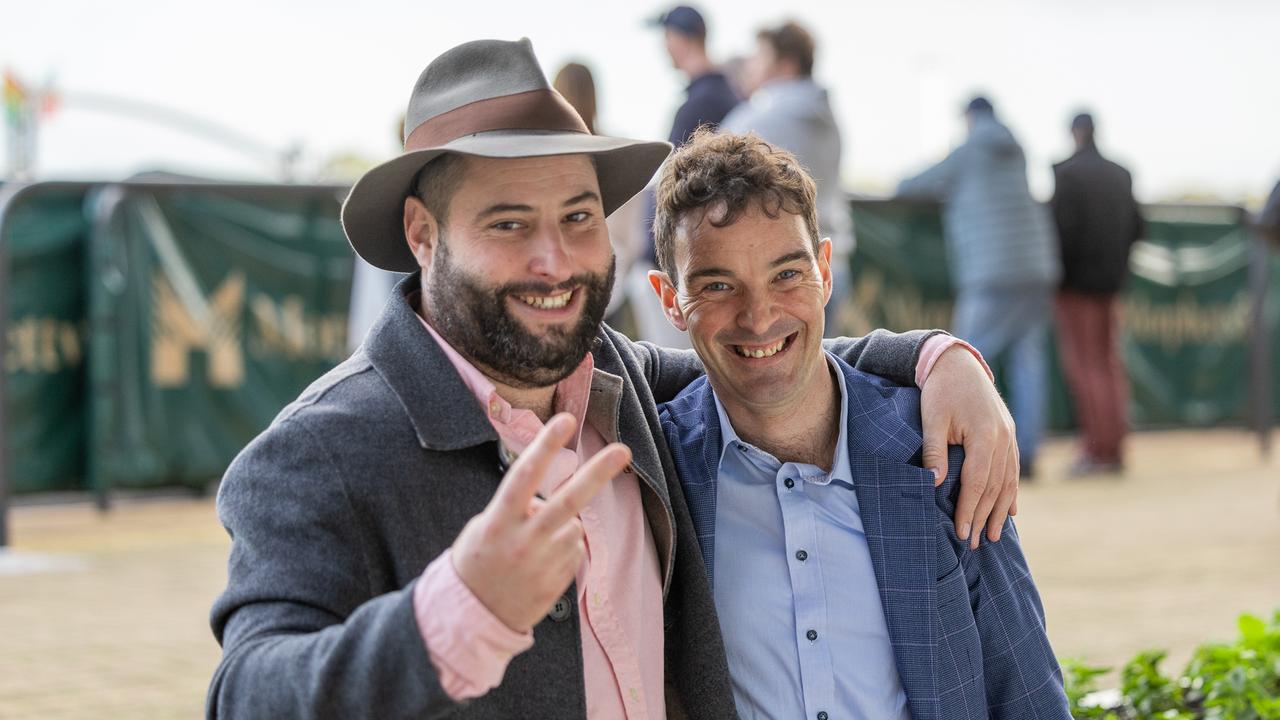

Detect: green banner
87,184,353,490
840,200,1279,429
1,184,91,493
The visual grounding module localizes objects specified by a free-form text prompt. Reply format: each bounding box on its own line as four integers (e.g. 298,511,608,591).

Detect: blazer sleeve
933,448,1071,718
965,521,1072,718
623,328,943,403
207,417,457,720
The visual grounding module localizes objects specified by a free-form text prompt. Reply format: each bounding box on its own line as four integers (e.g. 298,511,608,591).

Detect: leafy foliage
1063,610,1280,720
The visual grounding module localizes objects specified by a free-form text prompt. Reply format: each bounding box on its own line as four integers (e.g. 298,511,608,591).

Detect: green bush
1063,610,1280,719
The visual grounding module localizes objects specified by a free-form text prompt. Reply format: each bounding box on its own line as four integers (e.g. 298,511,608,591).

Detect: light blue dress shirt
712,353,912,720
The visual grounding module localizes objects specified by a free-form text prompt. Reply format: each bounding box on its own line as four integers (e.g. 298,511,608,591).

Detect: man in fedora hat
208,39,1019,719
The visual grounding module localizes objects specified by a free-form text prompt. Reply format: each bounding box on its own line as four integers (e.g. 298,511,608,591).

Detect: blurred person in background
554,61,646,335
1050,112,1144,476
627,5,741,348
1257,175,1280,247
897,96,1061,478
720,20,853,336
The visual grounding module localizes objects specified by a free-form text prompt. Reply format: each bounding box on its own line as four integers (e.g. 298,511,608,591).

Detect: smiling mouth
515,289,574,310
732,332,798,359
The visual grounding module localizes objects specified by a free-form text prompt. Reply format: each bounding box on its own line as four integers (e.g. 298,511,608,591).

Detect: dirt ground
1,429,1276,719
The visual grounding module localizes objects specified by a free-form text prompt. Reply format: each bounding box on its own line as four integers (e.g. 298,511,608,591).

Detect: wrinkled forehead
675,201,813,273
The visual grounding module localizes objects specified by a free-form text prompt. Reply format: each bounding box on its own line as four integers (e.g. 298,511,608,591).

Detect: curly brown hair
653,127,820,287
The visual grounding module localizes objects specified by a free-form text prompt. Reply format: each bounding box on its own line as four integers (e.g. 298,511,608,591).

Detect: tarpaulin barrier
840,199,1280,429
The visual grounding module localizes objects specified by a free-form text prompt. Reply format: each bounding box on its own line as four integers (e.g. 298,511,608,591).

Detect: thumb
921,425,949,487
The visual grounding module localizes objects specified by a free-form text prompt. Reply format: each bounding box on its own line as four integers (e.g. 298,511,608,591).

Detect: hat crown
404,38,551,144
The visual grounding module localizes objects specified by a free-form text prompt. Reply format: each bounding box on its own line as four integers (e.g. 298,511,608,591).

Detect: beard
423,237,615,389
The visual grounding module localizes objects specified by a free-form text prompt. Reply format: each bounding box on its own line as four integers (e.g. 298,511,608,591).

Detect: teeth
735,339,786,358
518,291,572,309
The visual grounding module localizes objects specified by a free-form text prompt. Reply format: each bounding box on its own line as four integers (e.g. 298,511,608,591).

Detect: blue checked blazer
658,357,1072,720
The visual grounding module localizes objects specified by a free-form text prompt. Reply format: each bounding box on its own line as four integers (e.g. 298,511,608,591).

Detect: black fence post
0,186,14,547
1247,220,1273,458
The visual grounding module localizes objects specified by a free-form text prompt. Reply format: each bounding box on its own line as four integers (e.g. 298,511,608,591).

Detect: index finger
533,443,632,532
490,413,577,520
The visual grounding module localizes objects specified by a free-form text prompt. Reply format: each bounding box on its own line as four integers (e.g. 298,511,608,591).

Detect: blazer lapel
658,377,722,586
837,356,940,718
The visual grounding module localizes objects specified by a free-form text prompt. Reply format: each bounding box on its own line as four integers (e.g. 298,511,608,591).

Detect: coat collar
362,274,498,451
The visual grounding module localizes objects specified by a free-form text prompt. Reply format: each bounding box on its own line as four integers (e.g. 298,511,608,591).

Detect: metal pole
1247,220,1273,458
0,185,14,547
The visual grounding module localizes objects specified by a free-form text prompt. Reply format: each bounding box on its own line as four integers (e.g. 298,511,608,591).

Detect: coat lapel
836,356,940,718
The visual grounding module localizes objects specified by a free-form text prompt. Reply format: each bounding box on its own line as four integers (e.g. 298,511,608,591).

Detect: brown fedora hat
341,38,672,272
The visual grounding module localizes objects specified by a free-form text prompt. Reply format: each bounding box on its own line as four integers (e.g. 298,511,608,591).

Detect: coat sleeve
621,328,942,403
207,417,458,720
896,146,965,200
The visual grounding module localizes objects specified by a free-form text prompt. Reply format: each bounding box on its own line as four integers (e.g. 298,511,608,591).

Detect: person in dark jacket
1050,112,1144,475
630,6,743,348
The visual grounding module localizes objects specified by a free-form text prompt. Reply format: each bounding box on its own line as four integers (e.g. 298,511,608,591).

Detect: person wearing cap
897,96,1061,479
1050,112,1144,476
626,6,742,350
208,39,1019,719
719,20,853,336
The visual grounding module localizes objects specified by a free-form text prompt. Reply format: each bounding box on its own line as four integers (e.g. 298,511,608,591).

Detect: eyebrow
563,190,601,207
474,191,601,221
770,249,813,267
476,203,534,220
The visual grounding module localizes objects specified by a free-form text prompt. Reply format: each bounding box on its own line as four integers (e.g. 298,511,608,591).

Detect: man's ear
647,269,689,332
817,237,833,306
404,196,440,271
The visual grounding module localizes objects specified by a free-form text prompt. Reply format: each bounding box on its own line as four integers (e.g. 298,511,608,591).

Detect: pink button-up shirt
411,316,984,717
413,317,664,719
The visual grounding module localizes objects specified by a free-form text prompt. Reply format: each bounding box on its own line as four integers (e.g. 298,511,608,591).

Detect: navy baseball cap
650,5,707,38
964,96,995,115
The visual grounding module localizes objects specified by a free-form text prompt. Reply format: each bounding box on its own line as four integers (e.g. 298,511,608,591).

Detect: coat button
548,595,573,623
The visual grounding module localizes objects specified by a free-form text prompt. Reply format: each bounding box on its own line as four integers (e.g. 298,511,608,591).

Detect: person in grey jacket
897,96,1061,476
720,21,853,334
208,40,1020,719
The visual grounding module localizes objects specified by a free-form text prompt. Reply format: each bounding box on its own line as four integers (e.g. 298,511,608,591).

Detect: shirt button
817,712,829,720
783,478,795,489
795,549,808,562
548,594,573,623
806,629,818,642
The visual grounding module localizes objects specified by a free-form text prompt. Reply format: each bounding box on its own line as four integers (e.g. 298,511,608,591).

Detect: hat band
405,89,590,151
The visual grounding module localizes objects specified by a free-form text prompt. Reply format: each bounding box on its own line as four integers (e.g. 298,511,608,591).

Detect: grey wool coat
208,274,935,719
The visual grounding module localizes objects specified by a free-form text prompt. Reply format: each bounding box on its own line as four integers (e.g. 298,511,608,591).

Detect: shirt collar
713,351,852,485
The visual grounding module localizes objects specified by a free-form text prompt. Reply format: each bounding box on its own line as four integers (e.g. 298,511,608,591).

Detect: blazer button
548,594,573,623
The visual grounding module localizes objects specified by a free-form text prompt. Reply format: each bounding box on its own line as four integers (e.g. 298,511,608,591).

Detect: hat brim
341,130,672,272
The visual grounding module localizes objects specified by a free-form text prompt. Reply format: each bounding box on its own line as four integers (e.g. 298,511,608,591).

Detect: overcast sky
4,0,1278,203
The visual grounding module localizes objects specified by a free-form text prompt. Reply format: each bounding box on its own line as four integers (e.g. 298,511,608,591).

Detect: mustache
715,322,801,346
495,273,607,298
